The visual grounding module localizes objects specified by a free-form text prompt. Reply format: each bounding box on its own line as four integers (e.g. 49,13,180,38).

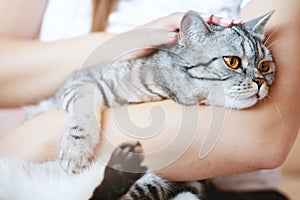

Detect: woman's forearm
99,100,298,181
0,33,113,107
1,96,297,181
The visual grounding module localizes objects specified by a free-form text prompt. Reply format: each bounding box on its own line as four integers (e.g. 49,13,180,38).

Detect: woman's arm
0,34,113,107
0,0,113,107
0,0,48,38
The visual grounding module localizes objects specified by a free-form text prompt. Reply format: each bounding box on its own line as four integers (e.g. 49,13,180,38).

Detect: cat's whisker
262,26,268,37
266,39,280,49
263,28,279,46
266,94,285,127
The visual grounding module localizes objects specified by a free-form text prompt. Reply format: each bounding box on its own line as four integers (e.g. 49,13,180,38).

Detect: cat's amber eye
223,56,241,70
258,61,270,73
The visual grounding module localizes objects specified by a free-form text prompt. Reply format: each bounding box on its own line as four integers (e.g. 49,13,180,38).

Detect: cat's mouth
256,82,269,100
228,86,268,109
256,84,269,100
224,95,258,109
229,81,269,101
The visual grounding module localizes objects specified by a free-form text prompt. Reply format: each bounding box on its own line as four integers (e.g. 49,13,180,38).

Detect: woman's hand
122,12,241,60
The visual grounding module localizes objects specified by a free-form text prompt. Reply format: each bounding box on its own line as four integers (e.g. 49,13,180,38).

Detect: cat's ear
243,11,274,37
179,10,213,46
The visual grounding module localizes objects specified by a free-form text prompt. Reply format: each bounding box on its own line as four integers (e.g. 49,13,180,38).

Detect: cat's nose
254,78,265,89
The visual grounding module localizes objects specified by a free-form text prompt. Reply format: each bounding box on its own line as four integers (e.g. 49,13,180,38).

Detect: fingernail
201,13,213,23
233,20,242,24
167,32,178,41
220,18,234,26
201,13,213,19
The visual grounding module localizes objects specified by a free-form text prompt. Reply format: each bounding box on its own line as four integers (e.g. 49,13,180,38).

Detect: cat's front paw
59,145,94,174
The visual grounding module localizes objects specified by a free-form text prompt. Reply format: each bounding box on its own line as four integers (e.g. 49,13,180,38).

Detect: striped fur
21,11,278,199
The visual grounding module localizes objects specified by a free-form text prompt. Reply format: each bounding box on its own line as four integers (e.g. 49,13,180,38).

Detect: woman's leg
0,108,26,136
0,110,65,161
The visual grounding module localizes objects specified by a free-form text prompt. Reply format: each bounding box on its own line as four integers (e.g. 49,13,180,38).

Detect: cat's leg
124,172,172,200
125,176,204,200
170,181,204,200
90,142,147,200
59,83,103,174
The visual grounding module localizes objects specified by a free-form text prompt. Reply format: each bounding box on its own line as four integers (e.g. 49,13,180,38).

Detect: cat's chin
203,95,258,109
224,96,258,109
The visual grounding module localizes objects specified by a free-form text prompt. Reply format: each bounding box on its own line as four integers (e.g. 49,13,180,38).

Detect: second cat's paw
90,142,147,200
108,141,146,173
104,142,147,184
59,146,94,174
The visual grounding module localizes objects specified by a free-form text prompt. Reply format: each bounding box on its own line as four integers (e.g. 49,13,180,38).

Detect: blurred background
281,132,300,200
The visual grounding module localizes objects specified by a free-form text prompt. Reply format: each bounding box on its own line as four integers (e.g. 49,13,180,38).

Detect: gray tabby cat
17,10,277,199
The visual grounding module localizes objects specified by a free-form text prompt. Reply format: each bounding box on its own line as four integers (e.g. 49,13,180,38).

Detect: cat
1,10,285,200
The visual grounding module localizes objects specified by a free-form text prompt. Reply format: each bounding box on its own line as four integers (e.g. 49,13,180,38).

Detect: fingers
162,12,184,31
142,11,241,31
151,31,178,46
200,13,242,27
120,30,178,60
201,13,215,23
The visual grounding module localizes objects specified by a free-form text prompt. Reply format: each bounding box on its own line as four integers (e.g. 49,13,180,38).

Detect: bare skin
0,0,299,181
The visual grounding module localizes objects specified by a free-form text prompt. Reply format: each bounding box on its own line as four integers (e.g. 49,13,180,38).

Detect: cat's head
178,10,275,109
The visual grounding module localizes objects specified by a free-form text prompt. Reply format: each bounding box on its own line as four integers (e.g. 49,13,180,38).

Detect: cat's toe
59,149,93,174
119,141,143,154
108,142,146,173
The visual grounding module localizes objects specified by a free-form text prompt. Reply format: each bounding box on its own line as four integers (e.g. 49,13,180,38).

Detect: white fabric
39,0,281,192
106,0,243,33
40,0,249,41
213,168,281,191
240,0,252,9
40,0,92,41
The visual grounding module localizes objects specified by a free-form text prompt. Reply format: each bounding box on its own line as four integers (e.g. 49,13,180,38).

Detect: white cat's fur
0,158,102,200
0,158,191,200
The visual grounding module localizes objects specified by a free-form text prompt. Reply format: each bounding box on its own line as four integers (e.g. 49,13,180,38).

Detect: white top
106,0,247,33
40,0,92,41
39,0,281,192
40,0,251,41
